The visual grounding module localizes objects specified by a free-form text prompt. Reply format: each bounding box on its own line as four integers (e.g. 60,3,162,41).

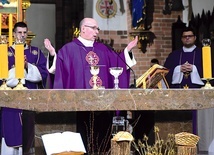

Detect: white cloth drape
197,108,214,152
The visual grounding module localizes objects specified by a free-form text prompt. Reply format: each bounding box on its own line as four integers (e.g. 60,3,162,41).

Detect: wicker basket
175,132,200,146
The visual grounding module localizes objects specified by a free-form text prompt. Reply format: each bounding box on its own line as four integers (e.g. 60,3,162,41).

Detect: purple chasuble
1,108,22,147
54,38,130,89
164,47,204,88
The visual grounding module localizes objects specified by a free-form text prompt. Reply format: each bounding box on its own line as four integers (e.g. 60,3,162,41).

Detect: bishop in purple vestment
51,18,138,153
54,38,133,89
53,18,137,89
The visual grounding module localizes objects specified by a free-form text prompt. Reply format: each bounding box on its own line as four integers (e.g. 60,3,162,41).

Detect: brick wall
99,0,183,83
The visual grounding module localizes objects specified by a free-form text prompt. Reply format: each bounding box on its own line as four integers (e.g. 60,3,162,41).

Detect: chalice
90,66,100,89
109,67,123,89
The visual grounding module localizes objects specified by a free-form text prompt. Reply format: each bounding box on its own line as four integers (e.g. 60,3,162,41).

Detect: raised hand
44,38,56,56
126,36,138,52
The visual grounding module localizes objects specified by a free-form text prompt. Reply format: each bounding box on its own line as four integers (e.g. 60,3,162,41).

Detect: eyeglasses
84,25,100,31
182,35,194,39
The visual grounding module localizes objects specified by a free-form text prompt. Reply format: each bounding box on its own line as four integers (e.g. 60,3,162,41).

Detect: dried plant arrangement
132,126,176,155
84,112,112,155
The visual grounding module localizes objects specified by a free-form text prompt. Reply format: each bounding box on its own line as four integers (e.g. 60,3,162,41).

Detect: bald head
79,18,97,29
79,18,99,41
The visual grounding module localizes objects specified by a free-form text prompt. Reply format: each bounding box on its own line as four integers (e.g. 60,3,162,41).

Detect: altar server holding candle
0,22,48,155
4,22,48,88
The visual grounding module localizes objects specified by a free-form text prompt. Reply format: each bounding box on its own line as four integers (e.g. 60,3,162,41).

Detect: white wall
182,0,214,25
92,0,127,30
26,4,56,56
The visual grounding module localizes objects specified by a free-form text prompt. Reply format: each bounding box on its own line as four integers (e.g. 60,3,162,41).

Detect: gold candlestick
201,78,214,89
0,79,12,90
13,79,27,90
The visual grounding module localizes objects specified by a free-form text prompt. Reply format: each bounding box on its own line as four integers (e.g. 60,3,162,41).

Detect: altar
0,89,213,154
0,89,213,111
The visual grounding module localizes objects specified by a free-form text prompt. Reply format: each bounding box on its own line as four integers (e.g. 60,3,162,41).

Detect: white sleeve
124,48,137,69
46,53,57,74
6,63,43,87
172,65,183,84
6,68,25,87
190,65,204,85
25,63,42,82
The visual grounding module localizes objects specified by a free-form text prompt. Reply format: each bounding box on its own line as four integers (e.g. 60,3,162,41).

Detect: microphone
104,43,136,88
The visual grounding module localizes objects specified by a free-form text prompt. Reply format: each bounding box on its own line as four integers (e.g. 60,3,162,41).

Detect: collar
183,45,196,52
78,36,94,47
11,43,29,50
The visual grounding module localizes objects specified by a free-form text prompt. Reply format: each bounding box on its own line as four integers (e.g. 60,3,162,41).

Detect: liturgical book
136,64,169,89
42,131,86,155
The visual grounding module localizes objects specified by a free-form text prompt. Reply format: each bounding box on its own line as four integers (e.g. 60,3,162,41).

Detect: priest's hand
181,62,193,73
126,36,138,52
44,38,56,56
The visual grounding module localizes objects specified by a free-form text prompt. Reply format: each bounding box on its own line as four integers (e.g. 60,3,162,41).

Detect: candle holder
0,35,7,44
202,38,211,46
13,79,27,90
201,78,214,89
0,79,12,90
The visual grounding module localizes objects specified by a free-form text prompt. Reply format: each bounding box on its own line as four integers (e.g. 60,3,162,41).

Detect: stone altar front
0,89,213,154
0,89,213,111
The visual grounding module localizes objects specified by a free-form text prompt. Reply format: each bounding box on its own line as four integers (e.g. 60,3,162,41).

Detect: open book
42,131,86,155
136,64,169,89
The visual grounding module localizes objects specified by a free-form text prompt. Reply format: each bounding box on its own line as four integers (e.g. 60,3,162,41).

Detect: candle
0,44,8,79
15,44,24,79
0,13,2,36
202,46,212,78
9,14,13,46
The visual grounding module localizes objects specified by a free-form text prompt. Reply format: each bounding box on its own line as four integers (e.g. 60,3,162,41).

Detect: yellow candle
202,46,212,78
9,14,13,46
0,44,8,79
0,47,2,78
15,44,24,79
0,13,2,36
